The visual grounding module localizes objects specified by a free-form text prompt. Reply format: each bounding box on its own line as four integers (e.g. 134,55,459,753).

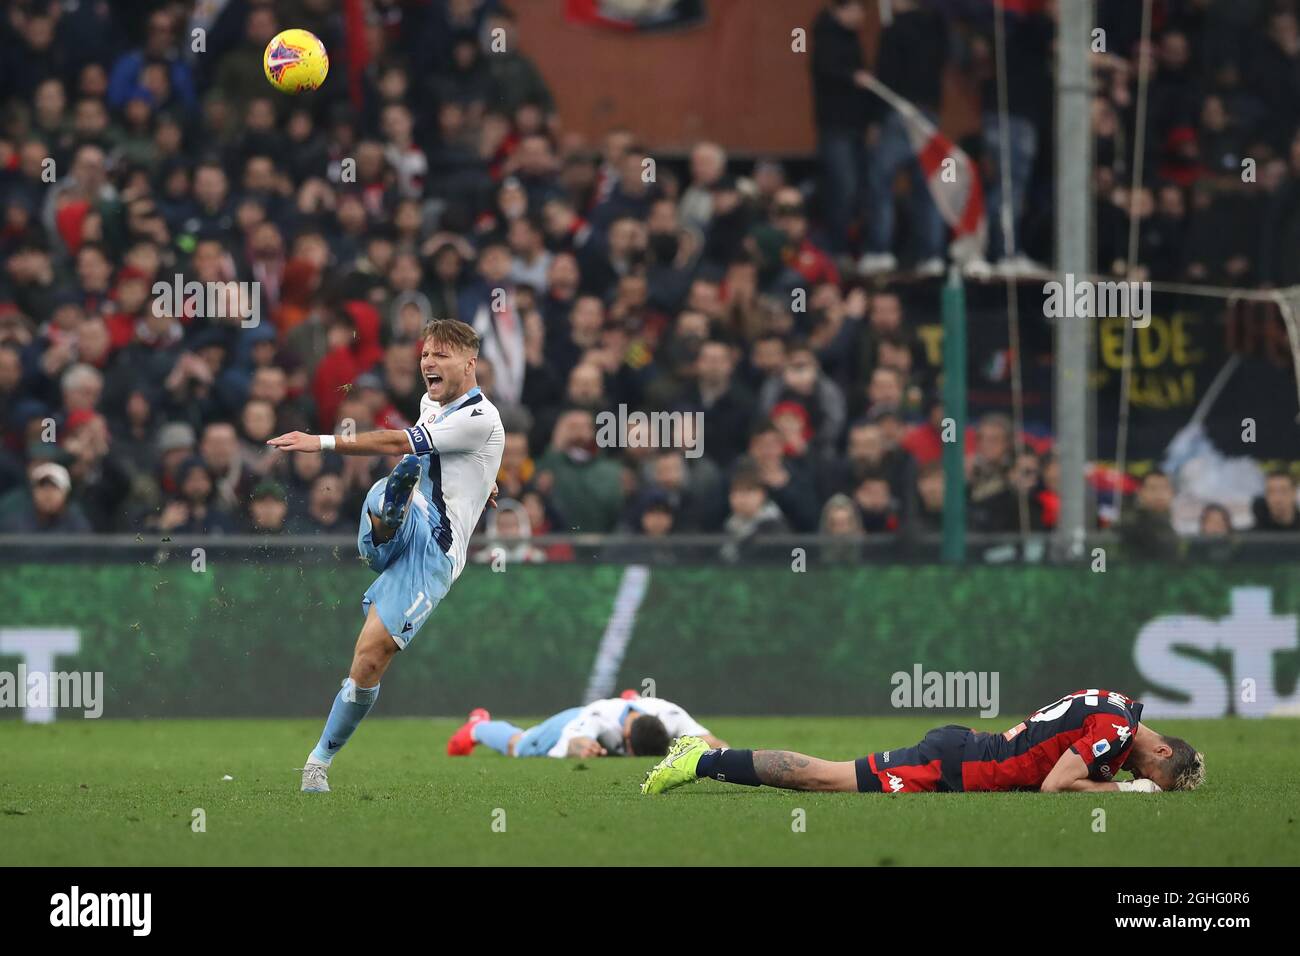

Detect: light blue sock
473,720,524,756
309,678,381,765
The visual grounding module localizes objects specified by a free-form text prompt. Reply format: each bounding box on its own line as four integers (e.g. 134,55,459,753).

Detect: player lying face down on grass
267,320,505,793
642,689,1205,796
447,694,729,758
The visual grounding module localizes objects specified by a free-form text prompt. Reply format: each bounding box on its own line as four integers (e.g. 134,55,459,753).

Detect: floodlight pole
1054,0,1093,562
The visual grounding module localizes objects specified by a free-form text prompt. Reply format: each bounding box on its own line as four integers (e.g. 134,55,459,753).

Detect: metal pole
1054,0,1093,562
1113,0,1154,529
942,266,967,564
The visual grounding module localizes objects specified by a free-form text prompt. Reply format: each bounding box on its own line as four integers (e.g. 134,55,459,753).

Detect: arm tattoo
754,750,813,789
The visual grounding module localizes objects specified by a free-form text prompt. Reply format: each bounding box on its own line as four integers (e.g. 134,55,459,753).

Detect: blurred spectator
1199,503,1233,536
771,401,816,473
62,409,130,531
1008,451,1045,530
154,421,196,499
0,462,91,533
824,418,915,512
900,396,945,467
970,4,1051,265
535,408,623,533
1247,9,1300,142
765,187,840,289
482,7,554,116
198,422,250,513
246,479,289,534
851,471,898,534
676,340,753,469
1251,470,1300,531
1119,470,1181,562
640,449,724,533
156,457,235,535
238,398,279,477
720,470,790,563
810,0,871,257
495,431,535,500
913,460,945,533
966,413,1018,533
519,487,574,562
637,494,676,540
680,142,728,237
606,491,680,565
858,0,947,275
1190,501,1238,562
736,424,818,532
476,499,548,565
208,7,278,120
288,472,349,534
107,8,197,112
757,343,846,458
818,492,865,563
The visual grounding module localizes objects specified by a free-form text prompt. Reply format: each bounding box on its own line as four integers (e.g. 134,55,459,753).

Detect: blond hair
1165,736,1206,791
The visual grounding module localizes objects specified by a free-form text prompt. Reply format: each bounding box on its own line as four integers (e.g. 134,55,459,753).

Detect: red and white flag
862,74,987,263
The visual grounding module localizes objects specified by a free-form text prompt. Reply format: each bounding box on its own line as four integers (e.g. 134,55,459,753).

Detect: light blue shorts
357,476,454,649
514,707,585,757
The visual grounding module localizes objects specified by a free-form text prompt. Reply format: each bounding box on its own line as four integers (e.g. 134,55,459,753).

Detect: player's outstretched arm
268,430,412,457
1041,750,1160,793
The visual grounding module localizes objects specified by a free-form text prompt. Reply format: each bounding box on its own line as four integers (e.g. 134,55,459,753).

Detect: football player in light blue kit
268,319,505,792
446,696,728,758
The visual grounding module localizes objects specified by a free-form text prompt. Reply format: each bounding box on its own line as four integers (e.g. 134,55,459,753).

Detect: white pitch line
582,565,651,703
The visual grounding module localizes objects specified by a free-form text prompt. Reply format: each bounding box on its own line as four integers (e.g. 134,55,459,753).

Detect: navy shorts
854,724,974,793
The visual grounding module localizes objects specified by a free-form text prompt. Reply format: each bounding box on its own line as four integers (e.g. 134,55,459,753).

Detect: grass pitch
1,716,1296,866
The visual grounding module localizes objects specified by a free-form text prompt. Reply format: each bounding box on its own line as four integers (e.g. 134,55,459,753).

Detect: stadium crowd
0,0,1296,561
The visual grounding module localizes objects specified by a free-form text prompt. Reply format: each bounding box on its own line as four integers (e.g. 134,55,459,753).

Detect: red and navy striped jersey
961,689,1143,791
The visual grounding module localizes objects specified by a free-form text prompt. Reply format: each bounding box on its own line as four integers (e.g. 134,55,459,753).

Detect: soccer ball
263,29,329,94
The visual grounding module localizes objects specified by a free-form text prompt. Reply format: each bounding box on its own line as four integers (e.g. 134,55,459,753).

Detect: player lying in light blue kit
447,694,729,758
268,320,505,792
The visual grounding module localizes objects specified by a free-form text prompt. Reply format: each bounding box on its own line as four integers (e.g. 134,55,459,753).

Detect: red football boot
447,707,491,756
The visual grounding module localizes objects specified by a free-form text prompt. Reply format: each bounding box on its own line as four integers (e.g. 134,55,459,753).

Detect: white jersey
404,387,504,580
547,697,709,758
